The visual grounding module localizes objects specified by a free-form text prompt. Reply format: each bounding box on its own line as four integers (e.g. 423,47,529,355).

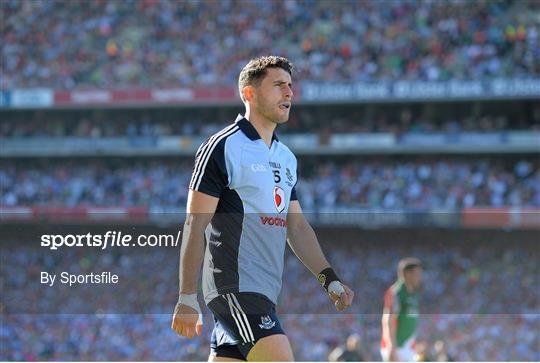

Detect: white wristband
328,281,345,296
178,293,202,315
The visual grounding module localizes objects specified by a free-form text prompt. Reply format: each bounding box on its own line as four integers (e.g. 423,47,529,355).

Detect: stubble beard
258,100,289,125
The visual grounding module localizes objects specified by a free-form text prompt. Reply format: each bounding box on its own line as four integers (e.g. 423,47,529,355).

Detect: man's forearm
287,219,330,276
179,217,206,294
389,316,397,348
383,313,398,349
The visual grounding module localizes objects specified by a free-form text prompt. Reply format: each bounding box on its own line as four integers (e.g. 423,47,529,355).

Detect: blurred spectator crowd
2,102,539,138
2,0,539,89
0,113,536,138
298,158,539,210
1,240,538,361
1,158,538,209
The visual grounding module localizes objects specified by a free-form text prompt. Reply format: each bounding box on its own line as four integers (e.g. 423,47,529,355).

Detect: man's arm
286,200,330,274
382,290,399,361
172,190,219,338
179,190,219,293
286,200,354,311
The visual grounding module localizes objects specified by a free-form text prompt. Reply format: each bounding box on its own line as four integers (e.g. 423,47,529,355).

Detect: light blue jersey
189,114,298,304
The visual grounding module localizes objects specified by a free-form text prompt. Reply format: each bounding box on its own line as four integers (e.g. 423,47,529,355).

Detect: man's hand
389,347,399,361
171,303,203,339
328,282,354,311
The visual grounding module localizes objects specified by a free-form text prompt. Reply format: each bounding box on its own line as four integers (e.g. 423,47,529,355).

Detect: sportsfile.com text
40,230,181,250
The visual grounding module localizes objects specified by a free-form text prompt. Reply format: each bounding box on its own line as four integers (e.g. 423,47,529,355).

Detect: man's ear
242,85,255,103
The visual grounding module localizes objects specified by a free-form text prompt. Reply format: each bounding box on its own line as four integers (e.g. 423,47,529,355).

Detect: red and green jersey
381,280,419,348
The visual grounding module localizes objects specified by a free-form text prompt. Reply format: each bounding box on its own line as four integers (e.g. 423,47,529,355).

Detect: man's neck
244,109,276,148
404,280,416,293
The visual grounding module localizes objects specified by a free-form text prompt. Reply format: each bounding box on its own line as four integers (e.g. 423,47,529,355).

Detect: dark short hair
398,257,422,279
238,55,294,101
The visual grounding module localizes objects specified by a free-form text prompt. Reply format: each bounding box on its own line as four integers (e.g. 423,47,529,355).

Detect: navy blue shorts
207,292,285,360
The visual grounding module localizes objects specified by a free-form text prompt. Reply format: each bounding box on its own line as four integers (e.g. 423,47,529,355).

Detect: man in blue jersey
171,56,355,361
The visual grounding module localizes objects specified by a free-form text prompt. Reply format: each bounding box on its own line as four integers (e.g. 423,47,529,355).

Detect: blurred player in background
171,56,354,361
381,258,423,362
328,333,366,361
431,339,454,362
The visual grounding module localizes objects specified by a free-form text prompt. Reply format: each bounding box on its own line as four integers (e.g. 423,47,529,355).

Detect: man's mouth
279,103,290,110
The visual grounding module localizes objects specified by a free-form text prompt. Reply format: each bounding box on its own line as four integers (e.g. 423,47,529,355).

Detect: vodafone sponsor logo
260,216,287,227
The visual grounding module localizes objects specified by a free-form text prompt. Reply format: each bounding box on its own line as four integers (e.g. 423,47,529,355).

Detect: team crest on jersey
286,168,294,182
273,186,285,213
285,168,294,187
258,315,276,330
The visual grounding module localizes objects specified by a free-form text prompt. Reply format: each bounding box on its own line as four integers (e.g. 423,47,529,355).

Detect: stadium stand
1,102,539,137
2,0,539,89
1,158,538,209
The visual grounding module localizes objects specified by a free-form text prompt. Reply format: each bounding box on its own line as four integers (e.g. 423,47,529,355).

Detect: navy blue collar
235,114,279,142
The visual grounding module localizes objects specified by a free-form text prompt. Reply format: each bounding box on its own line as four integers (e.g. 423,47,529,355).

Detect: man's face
405,267,423,290
251,67,293,124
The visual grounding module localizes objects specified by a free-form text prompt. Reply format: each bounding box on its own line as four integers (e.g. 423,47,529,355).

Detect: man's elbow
286,221,306,242
185,213,212,231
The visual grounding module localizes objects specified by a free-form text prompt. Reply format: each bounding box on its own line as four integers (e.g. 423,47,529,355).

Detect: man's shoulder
276,140,297,162
197,123,242,154
387,281,405,296
205,123,242,142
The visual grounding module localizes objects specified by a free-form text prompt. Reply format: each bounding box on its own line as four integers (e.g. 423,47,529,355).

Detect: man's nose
284,86,293,99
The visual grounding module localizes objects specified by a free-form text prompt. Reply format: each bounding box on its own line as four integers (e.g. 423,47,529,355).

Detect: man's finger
342,292,352,306
343,286,354,305
328,290,339,301
175,324,184,337
339,296,348,307
184,326,195,339
196,321,203,336
172,316,184,333
335,299,346,311
171,318,179,333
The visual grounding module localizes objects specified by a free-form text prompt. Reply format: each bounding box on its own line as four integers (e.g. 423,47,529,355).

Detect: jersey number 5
273,170,281,183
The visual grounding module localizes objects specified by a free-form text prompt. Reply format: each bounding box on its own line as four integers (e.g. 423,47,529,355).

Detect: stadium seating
1,159,538,209
2,0,538,89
